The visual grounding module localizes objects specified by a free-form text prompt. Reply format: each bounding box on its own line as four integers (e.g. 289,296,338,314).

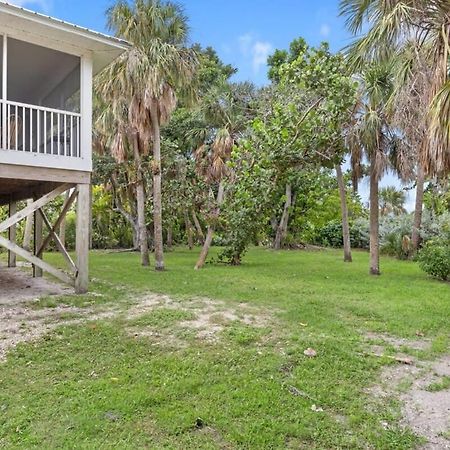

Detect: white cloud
320,23,331,38
252,41,272,73
238,33,253,56
238,33,273,74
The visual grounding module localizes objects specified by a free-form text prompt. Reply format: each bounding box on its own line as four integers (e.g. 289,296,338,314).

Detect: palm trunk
132,133,150,266
411,164,425,253
166,226,173,250
336,165,352,262
369,157,380,275
274,184,292,250
150,105,164,271
184,210,194,250
192,210,205,244
195,183,225,270
23,199,34,251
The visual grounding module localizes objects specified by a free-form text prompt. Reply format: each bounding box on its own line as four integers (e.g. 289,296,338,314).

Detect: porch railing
0,100,81,158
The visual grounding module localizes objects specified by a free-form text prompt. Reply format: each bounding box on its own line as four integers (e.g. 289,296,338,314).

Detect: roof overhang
0,1,129,74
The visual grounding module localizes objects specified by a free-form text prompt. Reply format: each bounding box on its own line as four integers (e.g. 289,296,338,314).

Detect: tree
192,80,257,269
336,165,352,262
340,0,450,176
347,62,395,275
102,0,197,270
220,42,356,264
379,186,407,216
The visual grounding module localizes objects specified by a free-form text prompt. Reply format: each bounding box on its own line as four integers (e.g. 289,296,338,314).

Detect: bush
314,218,370,249
418,241,450,281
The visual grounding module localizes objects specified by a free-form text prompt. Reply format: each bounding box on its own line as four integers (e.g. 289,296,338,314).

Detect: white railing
0,100,81,158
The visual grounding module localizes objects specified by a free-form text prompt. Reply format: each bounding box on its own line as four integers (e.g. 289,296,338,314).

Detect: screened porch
0,35,86,171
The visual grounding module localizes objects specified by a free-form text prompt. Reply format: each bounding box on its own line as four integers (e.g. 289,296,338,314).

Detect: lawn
0,247,449,449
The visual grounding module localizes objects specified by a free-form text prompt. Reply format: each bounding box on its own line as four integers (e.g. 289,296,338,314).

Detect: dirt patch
365,332,450,449
365,331,432,352
0,265,116,360
127,294,275,342
0,265,73,303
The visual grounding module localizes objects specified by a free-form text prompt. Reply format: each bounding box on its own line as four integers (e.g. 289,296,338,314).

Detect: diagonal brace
38,208,77,274
0,183,73,233
36,189,77,258
0,235,74,286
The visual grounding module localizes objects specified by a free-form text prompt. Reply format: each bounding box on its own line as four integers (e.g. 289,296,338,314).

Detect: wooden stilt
0,183,82,291
75,184,90,294
8,200,17,268
33,197,43,278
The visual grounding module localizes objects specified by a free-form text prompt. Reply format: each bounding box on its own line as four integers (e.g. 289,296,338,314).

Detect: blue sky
11,0,352,85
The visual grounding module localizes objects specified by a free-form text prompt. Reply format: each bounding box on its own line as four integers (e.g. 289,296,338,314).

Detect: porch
0,33,91,173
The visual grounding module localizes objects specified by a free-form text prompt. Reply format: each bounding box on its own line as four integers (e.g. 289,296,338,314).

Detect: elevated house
0,2,128,293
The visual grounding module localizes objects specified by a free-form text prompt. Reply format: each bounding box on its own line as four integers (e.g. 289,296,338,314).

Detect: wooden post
75,184,90,294
8,200,17,268
33,198,43,278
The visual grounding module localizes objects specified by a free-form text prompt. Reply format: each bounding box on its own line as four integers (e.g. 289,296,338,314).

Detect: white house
0,2,128,293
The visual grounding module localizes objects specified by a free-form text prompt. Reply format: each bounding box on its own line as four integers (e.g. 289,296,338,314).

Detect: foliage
314,218,370,249
418,241,450,281
219,41,357,263
379,186,407,216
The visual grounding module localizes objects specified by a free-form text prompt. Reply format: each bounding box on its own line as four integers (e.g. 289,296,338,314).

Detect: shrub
314,218,370,249
418,241,450,281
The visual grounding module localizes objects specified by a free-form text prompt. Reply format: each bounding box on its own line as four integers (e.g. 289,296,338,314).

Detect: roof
0,1,130,74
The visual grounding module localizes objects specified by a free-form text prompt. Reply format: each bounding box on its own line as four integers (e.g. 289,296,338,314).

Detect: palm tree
347,61,395,275
340,0,450,177
192,81,256,269
101,0,197,270
379,186,407,216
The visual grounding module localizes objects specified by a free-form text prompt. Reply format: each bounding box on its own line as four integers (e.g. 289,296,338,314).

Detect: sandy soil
365,332,450,449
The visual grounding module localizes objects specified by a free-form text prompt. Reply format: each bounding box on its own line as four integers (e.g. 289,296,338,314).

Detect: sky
6,0,413,209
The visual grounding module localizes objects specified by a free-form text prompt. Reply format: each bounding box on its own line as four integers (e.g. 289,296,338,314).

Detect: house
0,2,128,293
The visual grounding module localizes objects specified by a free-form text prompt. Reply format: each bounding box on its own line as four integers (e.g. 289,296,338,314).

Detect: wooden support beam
0,164,91,184
0,183,72,233
75,184,90,294
8,200,17,268
37,189,77,258
33,198,43,278
0,235,74,286
38,208,77,274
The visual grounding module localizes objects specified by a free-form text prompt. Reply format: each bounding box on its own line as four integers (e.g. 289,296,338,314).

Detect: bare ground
0,265,114,360
365,332,450,449
126,293,275,342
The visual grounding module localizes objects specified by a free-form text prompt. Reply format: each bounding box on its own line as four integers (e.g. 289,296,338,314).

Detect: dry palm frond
111,131,128,163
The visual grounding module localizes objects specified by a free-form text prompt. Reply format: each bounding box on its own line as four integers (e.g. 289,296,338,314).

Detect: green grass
0,247,449,449
426,376,450,392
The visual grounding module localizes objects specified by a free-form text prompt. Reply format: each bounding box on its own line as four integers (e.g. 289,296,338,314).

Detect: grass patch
0,247,448,448
426,376,450,392
129,308,196,328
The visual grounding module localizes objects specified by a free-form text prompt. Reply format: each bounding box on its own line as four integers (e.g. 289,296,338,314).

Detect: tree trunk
411,164,425,254
23,199,34,251
111,172,139,251
132,133,150,266
369,157,380,275
195,183,225,270
192,210,205,244
336,165,352,262
150,105,164,271
274,184,292,250
166,226,173,250
184,210,194,250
